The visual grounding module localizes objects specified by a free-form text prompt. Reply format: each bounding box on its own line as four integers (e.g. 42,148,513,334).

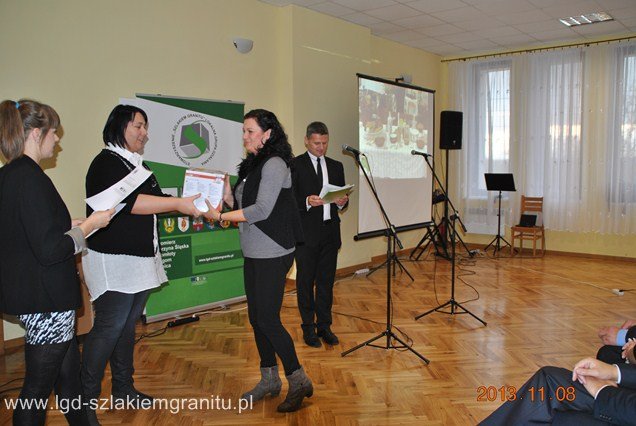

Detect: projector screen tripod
410,220,448,261
341,150,429,364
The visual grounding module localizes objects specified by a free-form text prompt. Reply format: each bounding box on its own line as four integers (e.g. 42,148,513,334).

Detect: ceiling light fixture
559,12,613,27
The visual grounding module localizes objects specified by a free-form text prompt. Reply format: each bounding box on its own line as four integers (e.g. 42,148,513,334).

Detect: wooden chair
510,196,545,256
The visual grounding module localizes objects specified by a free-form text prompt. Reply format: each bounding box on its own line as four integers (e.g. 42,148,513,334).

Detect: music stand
484,173,516,255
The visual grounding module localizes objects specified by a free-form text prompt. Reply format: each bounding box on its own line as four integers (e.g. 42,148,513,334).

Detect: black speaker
440,110,462,150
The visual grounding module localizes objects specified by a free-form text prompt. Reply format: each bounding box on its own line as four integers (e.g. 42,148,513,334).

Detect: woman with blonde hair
0,99,112,425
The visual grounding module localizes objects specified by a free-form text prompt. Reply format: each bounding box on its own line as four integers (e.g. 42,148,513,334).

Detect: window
467,61,511,198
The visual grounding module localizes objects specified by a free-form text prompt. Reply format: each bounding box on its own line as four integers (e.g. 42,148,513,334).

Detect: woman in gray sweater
204,109,311,412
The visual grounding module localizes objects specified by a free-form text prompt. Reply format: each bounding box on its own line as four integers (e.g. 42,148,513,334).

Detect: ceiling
258,0,636,57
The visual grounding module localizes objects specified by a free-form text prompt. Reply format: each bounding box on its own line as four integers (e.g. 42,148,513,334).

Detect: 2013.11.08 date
477,386,576,402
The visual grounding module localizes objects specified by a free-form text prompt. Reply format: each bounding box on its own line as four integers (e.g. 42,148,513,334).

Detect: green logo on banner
181,120,209,158
171,113,218,166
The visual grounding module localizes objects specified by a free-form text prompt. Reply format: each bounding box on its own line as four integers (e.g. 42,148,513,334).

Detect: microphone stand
413,154,486,326
341,151,429,364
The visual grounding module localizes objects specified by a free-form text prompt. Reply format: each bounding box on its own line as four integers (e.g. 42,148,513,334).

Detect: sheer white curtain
448,60,511,234
448,41,636,235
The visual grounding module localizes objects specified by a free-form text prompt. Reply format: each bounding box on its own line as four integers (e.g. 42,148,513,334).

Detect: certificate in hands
182,169,225,213
319,184,354,204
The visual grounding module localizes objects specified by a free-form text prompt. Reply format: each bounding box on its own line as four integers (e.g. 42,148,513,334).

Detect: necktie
316,157,330,221
316,157,323,184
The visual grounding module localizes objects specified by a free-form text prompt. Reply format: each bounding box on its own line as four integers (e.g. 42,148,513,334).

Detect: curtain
448,41,636,235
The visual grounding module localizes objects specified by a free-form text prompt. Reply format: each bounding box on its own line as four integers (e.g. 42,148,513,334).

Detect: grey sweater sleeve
64,226,87,254
242,157,289,224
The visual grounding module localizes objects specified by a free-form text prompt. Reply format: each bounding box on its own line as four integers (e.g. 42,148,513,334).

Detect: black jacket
593,363,636,425
0,156,80,314
291,152,346,246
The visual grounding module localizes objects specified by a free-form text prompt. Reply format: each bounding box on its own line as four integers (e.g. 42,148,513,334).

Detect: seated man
597,319,636,364
480,341,636,425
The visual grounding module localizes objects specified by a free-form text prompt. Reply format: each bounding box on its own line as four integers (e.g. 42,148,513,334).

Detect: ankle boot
277,367,313,412
241,366,282,402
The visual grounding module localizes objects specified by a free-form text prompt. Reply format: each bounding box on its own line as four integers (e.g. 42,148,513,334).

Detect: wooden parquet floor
1,251,635,425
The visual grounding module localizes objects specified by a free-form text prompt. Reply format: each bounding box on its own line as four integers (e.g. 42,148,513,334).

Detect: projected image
359,79,432,179
357,75,435,235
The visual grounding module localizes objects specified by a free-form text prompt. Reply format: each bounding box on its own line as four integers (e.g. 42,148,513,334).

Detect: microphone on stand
411,150,433,158
342,144,361,156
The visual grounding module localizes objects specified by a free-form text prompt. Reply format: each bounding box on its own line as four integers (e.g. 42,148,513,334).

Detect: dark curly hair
237,109,293,181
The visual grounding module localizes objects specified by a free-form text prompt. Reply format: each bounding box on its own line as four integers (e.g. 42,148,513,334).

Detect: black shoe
303,332,322,348
317,328,339,345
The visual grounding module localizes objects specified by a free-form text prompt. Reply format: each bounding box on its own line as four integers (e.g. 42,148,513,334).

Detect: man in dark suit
292,122,348,347
480,352,636,425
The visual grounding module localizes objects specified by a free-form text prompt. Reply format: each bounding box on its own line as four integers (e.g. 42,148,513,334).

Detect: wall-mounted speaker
440,110,463,150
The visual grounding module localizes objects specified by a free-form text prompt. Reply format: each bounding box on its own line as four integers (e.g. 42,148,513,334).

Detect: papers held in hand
84,165,152,238
85,165,152,212
182,169,225,213
319,184,354,204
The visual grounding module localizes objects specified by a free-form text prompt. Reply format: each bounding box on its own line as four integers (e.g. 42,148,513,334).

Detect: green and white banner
121,95,245,322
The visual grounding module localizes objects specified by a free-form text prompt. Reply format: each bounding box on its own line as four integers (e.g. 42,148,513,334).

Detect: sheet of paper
319,184,354,204
182,169,225,213
85,165,152,211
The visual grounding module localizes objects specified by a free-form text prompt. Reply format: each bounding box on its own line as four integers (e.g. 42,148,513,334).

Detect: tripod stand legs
410,222,449,261
415,299,487,326
484,190,510,255
484,234,511,255
341,329,430,363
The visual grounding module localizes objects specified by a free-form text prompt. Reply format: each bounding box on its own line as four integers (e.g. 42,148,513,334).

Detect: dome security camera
233,38,253,54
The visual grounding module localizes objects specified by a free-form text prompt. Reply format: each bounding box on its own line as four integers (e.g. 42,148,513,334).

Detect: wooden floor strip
1,250,634,424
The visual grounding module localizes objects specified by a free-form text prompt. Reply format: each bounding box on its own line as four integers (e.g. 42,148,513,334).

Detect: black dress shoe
317,328,339,345
303,332,322,348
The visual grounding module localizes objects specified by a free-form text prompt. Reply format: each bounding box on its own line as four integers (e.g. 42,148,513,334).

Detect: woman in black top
0,99,112,425
81,105,201,423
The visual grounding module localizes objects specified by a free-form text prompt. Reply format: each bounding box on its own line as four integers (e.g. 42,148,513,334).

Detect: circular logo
171,114,218,166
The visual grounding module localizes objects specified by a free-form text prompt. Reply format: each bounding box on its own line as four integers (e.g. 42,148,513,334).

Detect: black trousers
244,253,300,376
81,290,150,400
597,345,625,364
295,220,340,333
14,338,88,425
479,366,597,425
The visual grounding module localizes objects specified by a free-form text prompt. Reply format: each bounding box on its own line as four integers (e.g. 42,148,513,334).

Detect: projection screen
356,74,434,238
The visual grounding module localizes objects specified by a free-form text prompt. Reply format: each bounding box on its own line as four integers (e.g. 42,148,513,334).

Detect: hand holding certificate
182,169,225,213
319,184,354,204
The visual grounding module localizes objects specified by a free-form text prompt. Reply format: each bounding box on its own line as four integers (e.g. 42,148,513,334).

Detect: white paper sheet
85,165,152,211
319,184,354,204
